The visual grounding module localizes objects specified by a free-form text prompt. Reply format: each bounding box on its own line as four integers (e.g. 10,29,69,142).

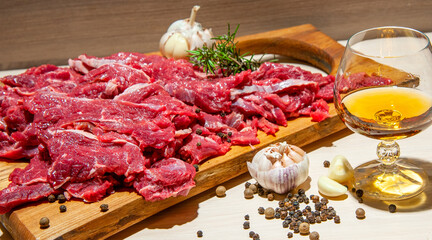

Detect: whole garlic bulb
247,142,309,194
159,5,214,59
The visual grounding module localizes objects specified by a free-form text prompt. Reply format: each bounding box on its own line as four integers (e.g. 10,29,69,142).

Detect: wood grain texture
1,0,432,70
0,25,348,240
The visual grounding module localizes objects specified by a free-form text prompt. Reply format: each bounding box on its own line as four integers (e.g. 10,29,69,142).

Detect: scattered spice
245,182,251,188
100,203,109,212
196,142,201,147
216,185,227,197
356,208,365,219
243,221,250,229
287,232,293,238
388,204,397,213
267,193,274,201
249,184,258,194
351,187,356,193
358,198,363,203
195,108,201,113
39,217,50,229
258,206,265,214
355,189,364,198
244,188,254,199
334,215,340,223
264,207,275,219
193,164,199,172
196,129,203,135
309,231,320,240
249,231,255,238
299,222,310,235
57,194,66,203
220,112,226,117
59,205,67,212
323,160,330,168
252,233,260,240
197,230,203,237
228,131,232,137
47,194,56,203
282,220,289,228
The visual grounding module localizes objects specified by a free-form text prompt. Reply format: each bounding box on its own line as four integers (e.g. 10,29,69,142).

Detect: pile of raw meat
0,52,392,214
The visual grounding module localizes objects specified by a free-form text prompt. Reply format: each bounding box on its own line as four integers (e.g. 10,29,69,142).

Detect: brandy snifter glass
334,26,432,200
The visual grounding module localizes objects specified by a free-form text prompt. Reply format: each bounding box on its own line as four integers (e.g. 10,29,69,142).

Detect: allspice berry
310,231,320,240
299,222,310,235
39,217,50,229
249,184,258,193
244,188,254,199
216,185,226,197
267,193,274,201
356,208,366,219
264,207,275,219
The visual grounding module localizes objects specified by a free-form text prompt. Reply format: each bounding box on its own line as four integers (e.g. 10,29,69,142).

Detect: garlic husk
159,5,214,59
247,142,309,194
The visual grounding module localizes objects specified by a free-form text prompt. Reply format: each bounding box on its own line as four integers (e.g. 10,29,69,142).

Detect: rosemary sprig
188,24,264,77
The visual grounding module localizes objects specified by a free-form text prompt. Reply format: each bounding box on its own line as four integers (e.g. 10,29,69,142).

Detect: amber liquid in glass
340,86,432,140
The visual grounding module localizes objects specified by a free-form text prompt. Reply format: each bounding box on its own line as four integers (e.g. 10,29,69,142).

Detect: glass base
354,159,428,200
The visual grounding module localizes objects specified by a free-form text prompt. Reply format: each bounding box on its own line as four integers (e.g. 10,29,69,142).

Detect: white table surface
1,35,432,240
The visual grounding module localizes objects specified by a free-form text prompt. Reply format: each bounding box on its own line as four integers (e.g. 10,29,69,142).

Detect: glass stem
376,140,400,167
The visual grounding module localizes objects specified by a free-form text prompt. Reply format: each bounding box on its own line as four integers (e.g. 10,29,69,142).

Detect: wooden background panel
1,0,431,70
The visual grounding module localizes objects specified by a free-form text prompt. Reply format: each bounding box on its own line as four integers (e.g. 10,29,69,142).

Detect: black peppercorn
252,233,260,240
334,215,340,223
388,204,397,213
196,128,202,135
193,164,199,172
228,131,232,137
323,160,330,168
287,232,293,238
195,108,201,113
298,188,305,195
39,217,50,229
243,221,250,229
245,182,251,188
258,207,265,214
196,142,201,147
244,214,250,220
249,231,255,238
197,230,203,237
356,189,364,198
282,220,289,228
220,112,226,117
57,194,66,203
47,194,56,203
100,203,109,212
59,205,67,212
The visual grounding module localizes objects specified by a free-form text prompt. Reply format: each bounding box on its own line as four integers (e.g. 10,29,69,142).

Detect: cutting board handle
236,24,345,75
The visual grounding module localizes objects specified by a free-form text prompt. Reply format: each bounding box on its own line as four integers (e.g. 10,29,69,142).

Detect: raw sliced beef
0,183,58,214
46,130,148,188
0,51,394,214
133,158,196,201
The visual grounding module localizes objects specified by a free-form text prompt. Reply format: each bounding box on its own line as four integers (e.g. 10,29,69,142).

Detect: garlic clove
247,142,309,194
327,155,354,184
161,32,190,59
317,176,348,197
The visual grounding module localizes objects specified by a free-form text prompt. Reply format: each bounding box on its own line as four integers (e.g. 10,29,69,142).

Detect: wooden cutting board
0,24,375,240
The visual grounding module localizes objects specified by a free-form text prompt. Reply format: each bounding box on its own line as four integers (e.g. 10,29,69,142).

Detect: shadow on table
359,157,432,212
